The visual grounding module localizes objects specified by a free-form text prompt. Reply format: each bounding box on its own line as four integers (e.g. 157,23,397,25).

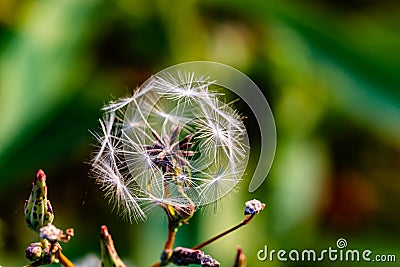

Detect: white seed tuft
91,71,250,222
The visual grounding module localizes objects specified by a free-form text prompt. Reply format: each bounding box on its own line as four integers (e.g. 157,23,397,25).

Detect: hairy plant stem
192,214,255,250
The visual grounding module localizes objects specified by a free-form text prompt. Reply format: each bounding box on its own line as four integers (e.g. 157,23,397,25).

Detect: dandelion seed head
91,70,250,222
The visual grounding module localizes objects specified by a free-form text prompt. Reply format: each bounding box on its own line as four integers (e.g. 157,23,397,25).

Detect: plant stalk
57,250,75,267
192,214,255,250
164,227,177,252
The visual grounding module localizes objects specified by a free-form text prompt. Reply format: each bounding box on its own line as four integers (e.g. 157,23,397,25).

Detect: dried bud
170,247,220,267
244,199,265,215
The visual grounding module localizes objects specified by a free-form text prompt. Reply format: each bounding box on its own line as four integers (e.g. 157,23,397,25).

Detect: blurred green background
1,0,400,266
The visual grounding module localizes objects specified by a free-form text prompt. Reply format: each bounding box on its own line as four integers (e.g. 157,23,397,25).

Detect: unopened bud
244,199,265,215
25,242,42,261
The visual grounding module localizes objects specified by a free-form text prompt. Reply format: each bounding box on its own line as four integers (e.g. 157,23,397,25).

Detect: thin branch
192,214,255,250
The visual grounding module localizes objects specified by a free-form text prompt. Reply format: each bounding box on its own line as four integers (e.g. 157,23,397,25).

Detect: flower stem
150,206,182,267
164,227,176,252
57,250,75,267
158,218,179,266
192,214,255,250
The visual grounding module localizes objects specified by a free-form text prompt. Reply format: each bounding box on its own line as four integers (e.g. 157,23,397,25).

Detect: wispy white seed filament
91,71,250,222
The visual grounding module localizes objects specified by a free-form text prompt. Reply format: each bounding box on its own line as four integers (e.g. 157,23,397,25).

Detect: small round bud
25,242,43,261
244,199,265,215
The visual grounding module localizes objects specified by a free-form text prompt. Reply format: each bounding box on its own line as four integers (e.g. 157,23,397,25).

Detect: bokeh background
1,0,400,266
